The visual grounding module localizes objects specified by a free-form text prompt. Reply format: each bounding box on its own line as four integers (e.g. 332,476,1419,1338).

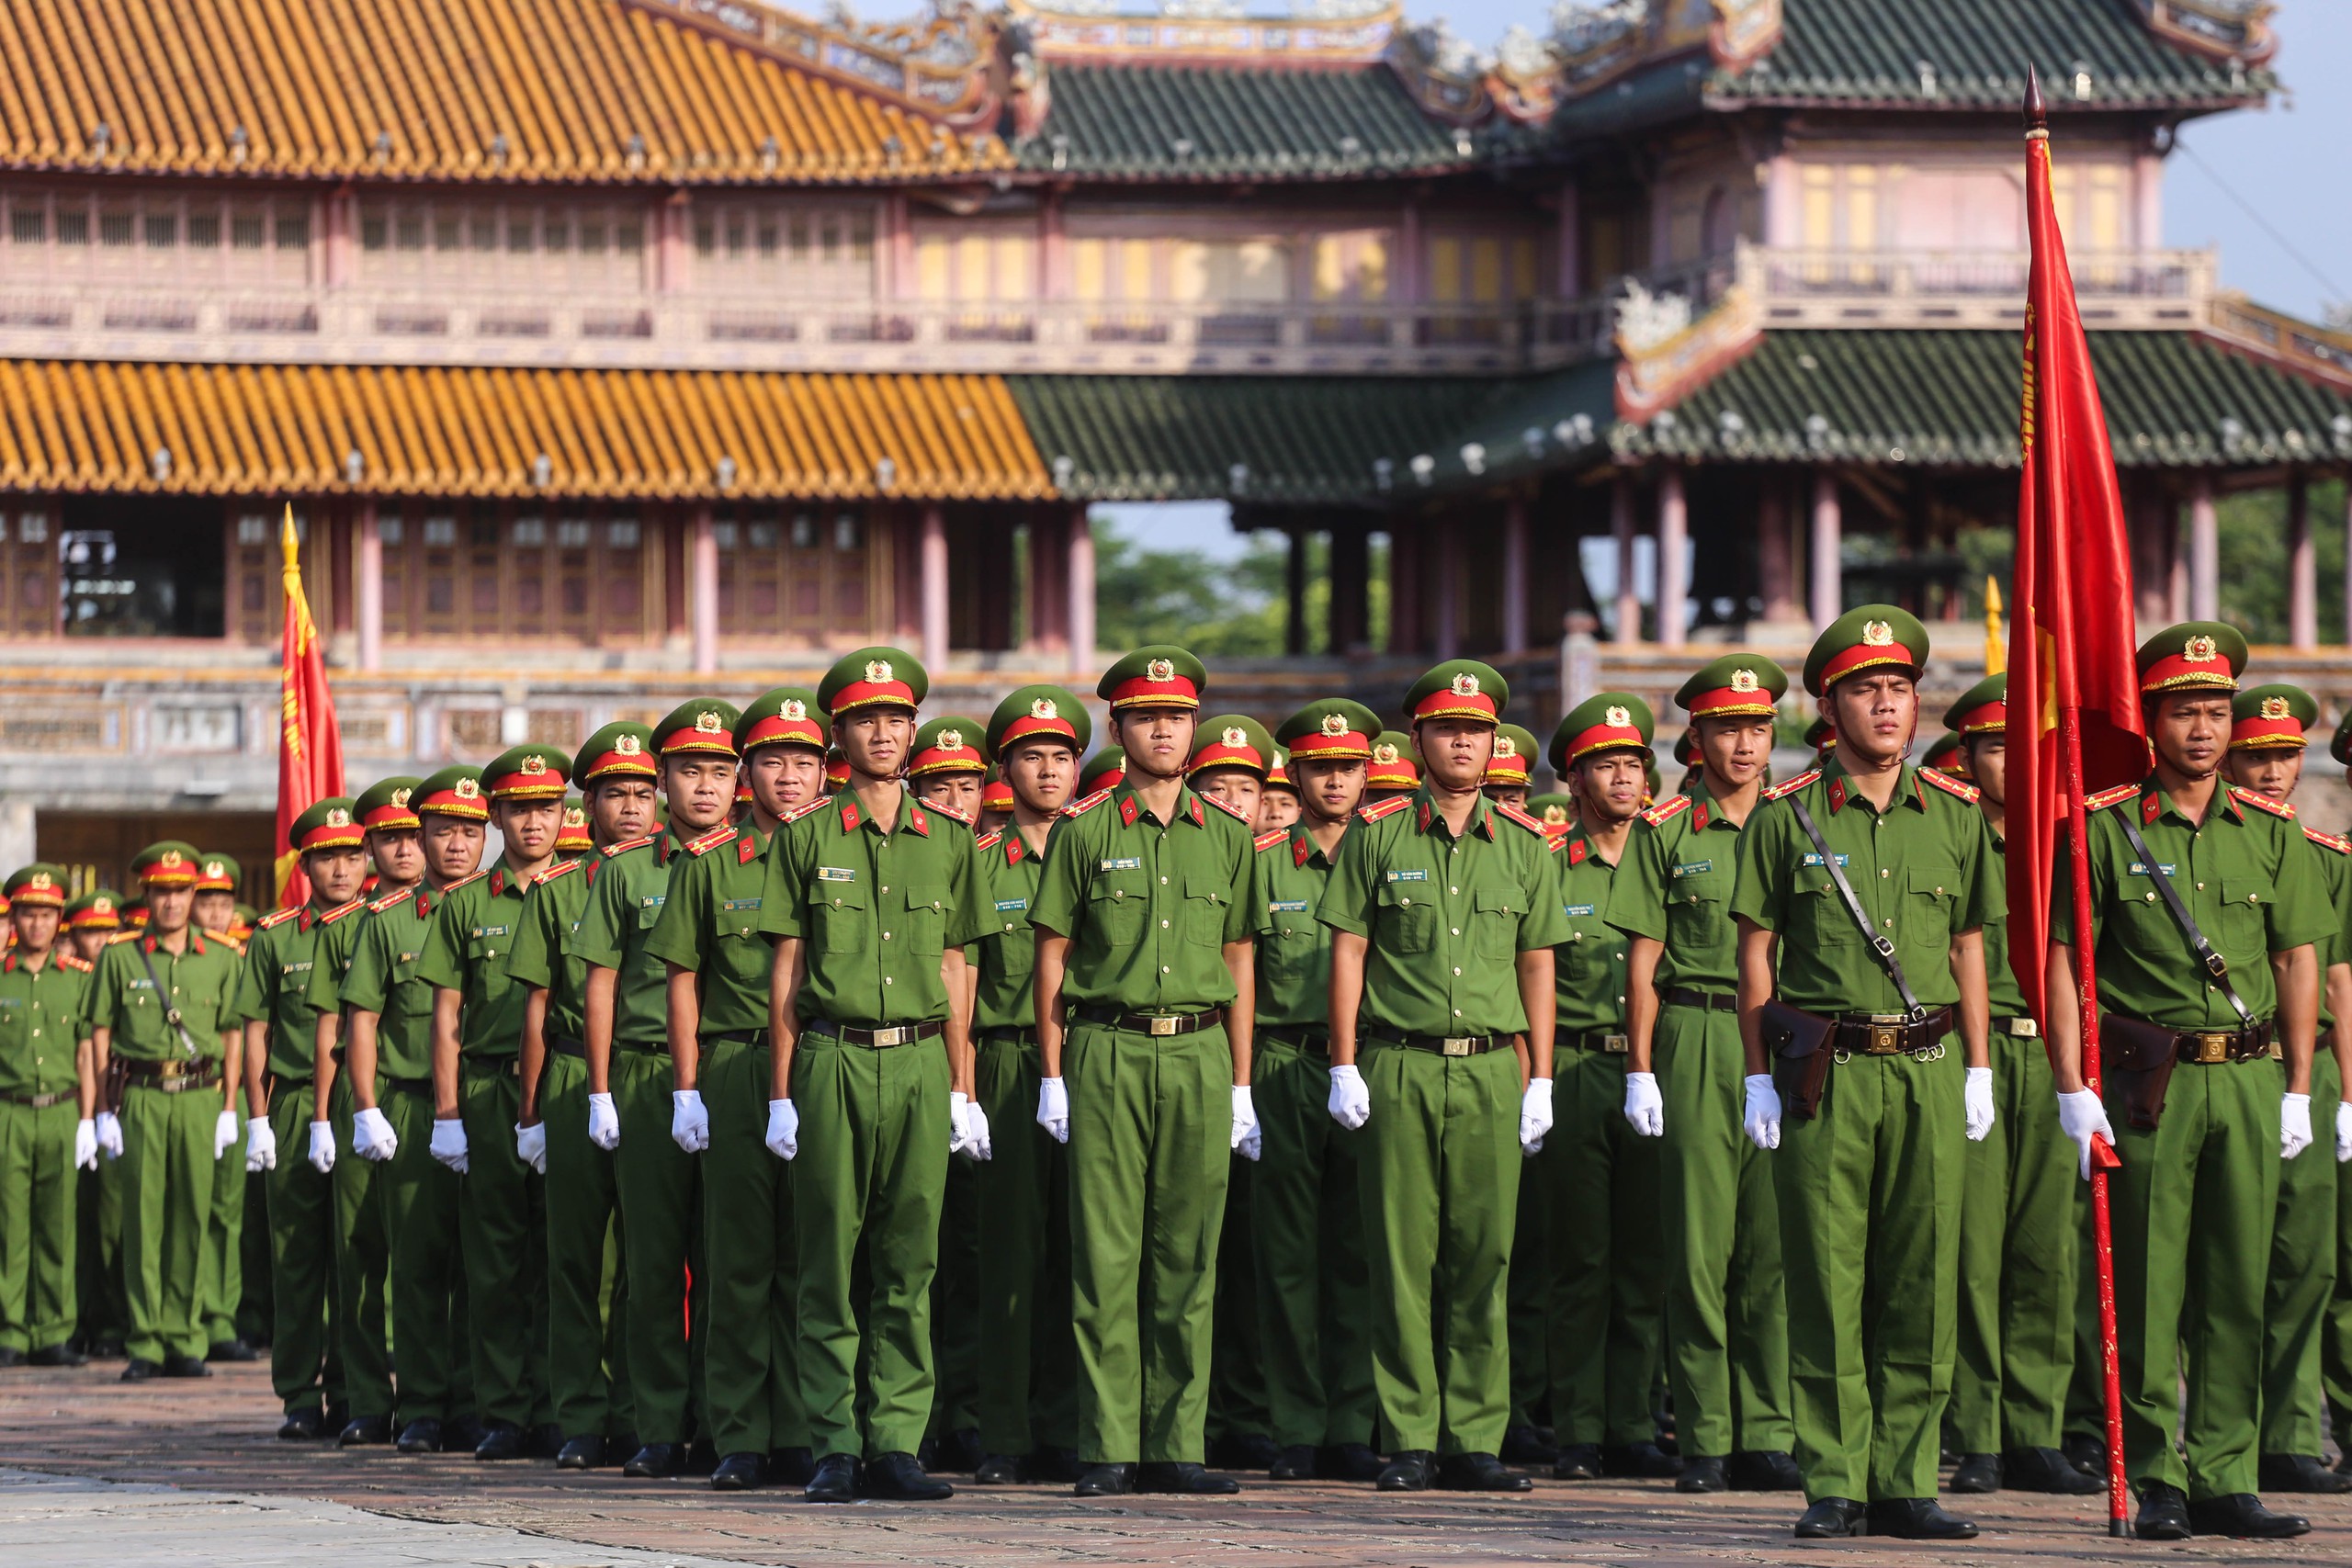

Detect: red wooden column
2287,472,2315,649
1067,505,1096,675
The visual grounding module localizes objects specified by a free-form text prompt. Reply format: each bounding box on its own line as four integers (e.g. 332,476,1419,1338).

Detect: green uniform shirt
2051,779,2332,1029
302,896,381,1021
1728,759,2001,1014
1983,834,2030,1021
1031,780,1255,1011
1554,829,1629,1038
505,857,591,1043
644,824,775,1038
1250,821,1342,1032
1317,790,1567,1037
970,827,1046,1033
1607,779,1748,993
572,832,682,1051
0,949,91,1098
333,888,440,1080
92,929,243,1064
2309,827,2352,1028
240,901,347,1078
757,791,985,1027
415,860,536,1058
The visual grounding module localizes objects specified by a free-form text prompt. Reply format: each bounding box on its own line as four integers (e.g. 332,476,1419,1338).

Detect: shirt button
1452,927,1461,937
1882,919,1893,929
1453,1009,1462,1017
2197,882,2205,891
1449,886,1459,895
884,976,893,985
1453,966,1462,976
1880,868,1890,878
1161,876,1170,885
1162,965,1170,974
882,931,892,941
1161,919,1170,929
1400,897,1412,906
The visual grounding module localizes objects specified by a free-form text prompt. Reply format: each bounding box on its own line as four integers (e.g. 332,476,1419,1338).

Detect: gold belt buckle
1868,1023,1900,1055
2007,1018,2040,1038
870,1026,906,1047
1601,1034,1630,1055
1442,1036,1476,1057
1148,1015,1180,1038
2187,1032,2232,1065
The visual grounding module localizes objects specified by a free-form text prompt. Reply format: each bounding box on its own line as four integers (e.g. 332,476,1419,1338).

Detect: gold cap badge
521,754,546,774
1605,705,1632,728
455,777,482,800
1373,741,1400,765
1730,669,1759,693
1861,620,1894,647
1541,805,1569,826
1320,712,1350,738
695,710,724,734
937,728,965,751
865,660,894,683
1493,736,1517,758
390,787,413,807
325,807,351,828
781,698,808,721
2185,634,2219,663
1030,697,1057,720
614,736,642,756
29,872,51,889
1451,672,1480,697
563,806,586,828
203,861,225,878
160,849,185,867
1147,657,1175,683
93,897,112,914
2261,695,2290,719
1221,726,1248,748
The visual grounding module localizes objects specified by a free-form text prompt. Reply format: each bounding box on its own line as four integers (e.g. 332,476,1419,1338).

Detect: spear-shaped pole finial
2023,62,2048,137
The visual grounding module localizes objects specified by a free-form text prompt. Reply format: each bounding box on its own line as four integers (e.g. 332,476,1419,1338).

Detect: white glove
244,1115,277,1173
1519,1077,1555,1156
586,1092,620,1151
1327,1064,1371,1130
671,1089,710,1154
2337,1100,2352,1164
515,1121,547,1175
94,1111,123,1160
429,1118,469,1174
74,1119,98,1171
351,1105,398,1163
307,1120,335,1174
764,1098,799,1160
1742,1074,1782,1151
1963,1066,1996,1143
1232,1085,1261,1161
2282,1092,2313,1161
1623,1071,1664,1137
213,1109,240,1160
950,1090,976,1156
966,1100,993,1162
1036,1077,1070,1145
2055,1088,2116,1180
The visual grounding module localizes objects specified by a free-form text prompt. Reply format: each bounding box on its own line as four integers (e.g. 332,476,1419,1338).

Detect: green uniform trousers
930,1156,981,1440
1544,1043,1667,1448
791,1029,949,1459
196,1118,245,1346
1776,1047,1962,1503
0,1100,78,1351
460,1061,548,1429
1657,1003,1792,1457
2101,1052,2279,1500
972,1032,1079,1455
265,1081,339,1414
2260,1051,2339,1455
1505,1143,1549,1430
327,1074,393,1420
700,1034,806,1457
379,1084,466,1421
1067,1021,1232,1464
1250,1035,1374,1450
2330,1096,2352,1451
1358,1041,1519,1456
1951,1032,2079,1453
539,1051,633,1441
119,1084,219,1364
76,1155,128,1348
612,1047,706,1446
1207,1152,1270,1445
238,1162,272,1347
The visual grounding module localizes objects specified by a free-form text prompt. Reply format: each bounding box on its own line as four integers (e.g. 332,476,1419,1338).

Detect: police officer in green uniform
1257,748,1299,835
68,889,128,1358
1938,676,2103,1498
0,863,97,1367
238,801,368,1436
1609,653,1799,1495
1540,694,1675,1482
1492,716,1555,1465
2324,713,2352,1472
967,685,1091,1485
511,726,657,1469
1363,732,1419,804
1482,723,1537,814
1321,659,1566,1494
91,841,246,1381
646,689,829,1491
1031,645,1260,1498
759,649,984,1504
419,748,571,1460
1250,698,1384,1483
2220,683,2352,1496
187,851,257,1364
1077,750,1125,800
1731,608,1999,1540
307,777,420,1444
582,700,741,1478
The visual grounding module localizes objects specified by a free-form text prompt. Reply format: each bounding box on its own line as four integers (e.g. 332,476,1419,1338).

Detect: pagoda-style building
0,0,2339,882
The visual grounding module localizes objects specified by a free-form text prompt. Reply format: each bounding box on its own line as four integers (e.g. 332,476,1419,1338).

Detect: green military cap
414,764,490,821
1189,713,1274,777
1275,698,1381,763
1486,723,1539,788
288,796,361,854
232,902,259,931
910,716,991,777
1645,758,1663,805
1922,731,1969,778
1078,750,1126,795
1098,645,1205,711
482,744,572,800
2330,709,2352,767
193,852,241,894
1549,692,1656,774
988,684,1091,758
1367,731,1420,791
1677,653,1790,718
1673,728,1701,768
821,646,927,716
3,863,68,907
556,795,594,852
738,687,828,754
1404,659,1507,725
2231,682,2318,750
1804,605,1929,696
1264,746,1295,795
130,840,205,888
2135,620,2244,694
356,775,424,831
652,697,745,758
1943,674,2007,736
574,723,656,783
65,888,123,931
1804,716,1836,753
1527,793,1576,833
824,747,851,793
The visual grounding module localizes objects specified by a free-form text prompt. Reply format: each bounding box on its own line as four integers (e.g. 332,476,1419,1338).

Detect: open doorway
58,497,225,637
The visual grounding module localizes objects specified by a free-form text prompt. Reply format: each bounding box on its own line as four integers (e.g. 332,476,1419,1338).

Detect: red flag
276,506,345,906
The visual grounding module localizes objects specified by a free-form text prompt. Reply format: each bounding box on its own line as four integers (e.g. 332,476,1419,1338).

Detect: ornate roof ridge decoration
1614,276,1761,423
2137,1,2278,65
621,0,1006,127
1001,0,1399,67
1393,0,1779,130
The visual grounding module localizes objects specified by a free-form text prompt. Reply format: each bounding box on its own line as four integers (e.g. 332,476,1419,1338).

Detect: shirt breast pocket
1182,872,1230,946
816,884,871,953
902,884,949,957
2219,877,2273,955
1377,884,1436,955
1089,874,1148,944
1902,865,1960,959
1260,903,1317,987
1561,924,1614,987
1473,887,1521,960
1665,882,1719,948
1798,874,1860,946
718,897,763,942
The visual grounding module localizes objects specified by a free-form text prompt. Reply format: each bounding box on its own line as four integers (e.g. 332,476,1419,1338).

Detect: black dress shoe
1073,1461,1133,1496
2260,1452,2352,1495
277,1407,329,1440
1867,1497,1977,1540
1675,1455,1726,1493
623,1441,685,1478
1601,1440,1682,1479
1137,1461,1240,1494
865,1450,955,1500
1554,1442,1602,1481
1948,1452,2001,1494
1436,1452,1531,1493
1029,1446,1082,1483
973,1451,1021,1484
556,1435,605,1469
768,1447,817,1485
2133,1481,2191,1540
1321,1442,1383,1482
1377,1450,1433,1491
395,1418,444,1455
27,1342,86,1368
709,1451,765,1490
1269,1444,1317,1480
805,1452,860,1502
936,1427,984,1474
339,1413,392,1446
2005,1446,2103,1495
1793,1496,1867,1539
473,1420,526,1461
1726,1450,1804,1491
87,1337,126,1359
1499,1424,1557,1464
119,1357,161,1382
2187,1493,2311,1539
207,1338,258,1363
2062,1433,2108,1478
163,1353,211,1378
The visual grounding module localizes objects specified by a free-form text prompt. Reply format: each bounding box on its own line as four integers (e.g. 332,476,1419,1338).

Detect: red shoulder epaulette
2230,784,2296,820
2085,783,2141,812
529,859,583,888
976,829,1004,852
1254,827,1289,852
684,823,740,857
318,896,368,924
2305,827,2351,855
1202,793,1251,823
782,796,833,824
440,866,492,894
1065,787,1114,818
257,905,303,931
1763,769,1820,802
604,834,656,856
929,800,976,827
1640,794,1692,829
1357,795,1412,823
367,886,414,914
59,953,93,972
1918,769,1982,805
106,931,139,945
1494,801,1548,836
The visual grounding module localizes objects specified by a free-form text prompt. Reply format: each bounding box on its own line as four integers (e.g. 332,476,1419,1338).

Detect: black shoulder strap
2113,807,2256,1030
1786,794,1928,1022
130,940,203,1058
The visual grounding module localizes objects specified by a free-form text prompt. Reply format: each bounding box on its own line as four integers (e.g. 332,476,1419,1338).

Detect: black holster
1762,999,1836,1121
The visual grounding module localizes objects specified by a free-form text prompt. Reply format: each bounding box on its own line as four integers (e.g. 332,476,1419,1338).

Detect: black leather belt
2165,1023,2276,1066
805,1018,944,1049
978,1026,1035,1046
1259,1029,1330,1056
0,1089,76,1108
121,1061,222,1092
462,1056,522,1077
1828,1008,1954,1056
1664,987,1737,1013
1367,1032,1505,1057
708,1028,771,1049
548,1037,586,1060
382,1075,433,1095
1566,1031,1631,1054
1073,1005,1223,1039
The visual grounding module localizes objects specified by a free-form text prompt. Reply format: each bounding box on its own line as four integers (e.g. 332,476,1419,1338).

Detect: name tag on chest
1385,869,1430,884
816,868,855,884
2127,863,2177,878
1564,903,1597,918
471,925,512,938
1800,852,1849,868
1672,861,1713,878
996,898,1029,913
1100,857,1143,872
1269,899,1308,913
639,896,665,910
723,898,762,912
